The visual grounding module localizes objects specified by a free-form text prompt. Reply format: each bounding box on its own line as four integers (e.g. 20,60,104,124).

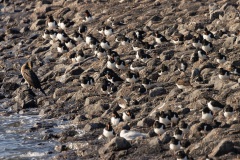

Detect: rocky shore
1,0,240,159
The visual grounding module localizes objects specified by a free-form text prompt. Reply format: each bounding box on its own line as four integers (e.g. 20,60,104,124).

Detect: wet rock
137,117,155,127
52,150,78,160
72,115,87,123
210,138,235,157
55,144,68,152
149,87,166,97
1,82,19,97
98,137,131,154
22,99,37,109
84,123,105,132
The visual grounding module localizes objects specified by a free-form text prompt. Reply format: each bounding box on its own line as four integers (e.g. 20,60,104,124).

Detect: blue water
0,113,59,160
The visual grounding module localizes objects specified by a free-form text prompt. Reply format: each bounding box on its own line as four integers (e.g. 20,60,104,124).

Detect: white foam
19,151,46,158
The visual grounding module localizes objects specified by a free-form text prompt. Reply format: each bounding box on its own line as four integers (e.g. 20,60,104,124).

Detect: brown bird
21,61,46,96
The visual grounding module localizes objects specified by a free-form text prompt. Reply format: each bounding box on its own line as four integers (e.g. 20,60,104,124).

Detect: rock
20,26,30,33
148,137,162,147
7,28,20,34
137,117,155,127
34,4,52,14
22,99,38,109
149,87,166,97
1,82,19,97
223,36,236,49
83,123,105,132
68,66,84,76
210,138,235,157
30,19,46,30
210,10,224,21
72,115,87,123
98,137,131,155
84,96,101,106
161,132,171,144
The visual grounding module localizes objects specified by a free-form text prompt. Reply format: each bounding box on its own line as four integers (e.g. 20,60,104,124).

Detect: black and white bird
103,122,115,140
192,34,203,49
169,137,181,151
216,53,226,64
223,105,234,119
104,26,113,37
107,49,120,61
130,61,146,72
196,49,208,62
65,38,76,49
126,71,139,83
47,15,57,30
201,39,213,53
58,17,74,30
78,25,87,33
171,32,184,45
122,110,135,122
115,57,126,71
100,37,111,50
203,28,214,42
111,110,123,126
202,107,213,122
49,30,57,40
70,50,85,63
115,34,131,45
57,29,68,42
106,72,124,85
159,64,169,75
153,120,166,136
230,64,240,75
167,110,179,125
179,121,189,135
57,42,68,53
95,46,107,59
136,49,152,63
42,29,50,40
218,68,230,80
154,31,169,44
107,57,116,70
81,75,94,88
83,10,93,22
178,59,188,72
72,31,83,42
158,111,171,126
142,78,151,89
85,34,96,45
101,79,117,95
89,38,99,49
138,85,147,94
132,30,146,41
197,123,213,135
176,150,189,160
173,127,183,140
206,97,225,114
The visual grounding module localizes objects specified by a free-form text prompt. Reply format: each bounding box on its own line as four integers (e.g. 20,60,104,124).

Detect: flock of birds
19,8,240,160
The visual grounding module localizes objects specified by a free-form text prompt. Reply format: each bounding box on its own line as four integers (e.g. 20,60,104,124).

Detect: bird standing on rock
21,61,46,96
